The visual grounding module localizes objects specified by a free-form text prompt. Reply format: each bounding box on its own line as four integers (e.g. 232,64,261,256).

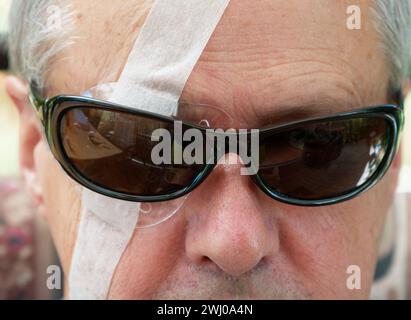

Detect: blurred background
0,0,411,300
0,0,61,300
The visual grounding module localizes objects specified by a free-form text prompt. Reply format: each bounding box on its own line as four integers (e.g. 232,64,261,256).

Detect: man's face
25,0,401,299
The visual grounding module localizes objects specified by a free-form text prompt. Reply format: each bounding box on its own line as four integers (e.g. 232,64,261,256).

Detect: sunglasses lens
258,116,392,201
59,107,205,197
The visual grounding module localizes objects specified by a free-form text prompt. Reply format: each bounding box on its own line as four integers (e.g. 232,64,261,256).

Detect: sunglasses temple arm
28,82,47,125
395,90,406,133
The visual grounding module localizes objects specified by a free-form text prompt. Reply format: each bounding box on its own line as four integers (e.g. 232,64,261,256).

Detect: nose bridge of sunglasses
165,102,259,174
214,130,260,176
215,151,247,170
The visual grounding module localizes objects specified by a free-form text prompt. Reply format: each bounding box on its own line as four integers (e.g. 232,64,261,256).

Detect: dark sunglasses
29,84,404,206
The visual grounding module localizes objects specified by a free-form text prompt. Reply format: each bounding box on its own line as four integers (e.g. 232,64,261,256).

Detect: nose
185,154,280,277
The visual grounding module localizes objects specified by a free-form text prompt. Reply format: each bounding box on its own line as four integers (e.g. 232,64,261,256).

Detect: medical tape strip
110,0,231,116
68,189,140,300
68,0,230,299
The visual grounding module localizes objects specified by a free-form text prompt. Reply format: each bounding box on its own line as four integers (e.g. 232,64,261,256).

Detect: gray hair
8,0,75,88
373,1,411,90
7,0,411,92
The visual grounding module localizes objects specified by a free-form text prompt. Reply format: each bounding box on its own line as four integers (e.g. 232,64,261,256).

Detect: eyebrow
229,85,370,128
179,92,364,129
262,104,336,126
253,102,360,129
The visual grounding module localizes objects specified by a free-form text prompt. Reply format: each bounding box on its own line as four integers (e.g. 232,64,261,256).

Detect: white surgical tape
111,0,231,116
68,0,230,300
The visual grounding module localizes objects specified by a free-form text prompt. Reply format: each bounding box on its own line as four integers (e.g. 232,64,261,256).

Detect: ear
5,76,45,215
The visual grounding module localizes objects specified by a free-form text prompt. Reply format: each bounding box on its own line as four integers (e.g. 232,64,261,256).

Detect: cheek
277,169,395,298
35,140,82,273
109,214,186,299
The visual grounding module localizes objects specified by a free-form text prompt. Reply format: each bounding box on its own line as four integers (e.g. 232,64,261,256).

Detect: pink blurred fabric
0,179,35,299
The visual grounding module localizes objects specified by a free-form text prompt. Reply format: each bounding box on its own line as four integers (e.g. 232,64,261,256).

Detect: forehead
48,0,389,124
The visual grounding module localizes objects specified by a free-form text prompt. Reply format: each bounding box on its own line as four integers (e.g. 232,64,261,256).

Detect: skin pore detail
10,0,403,299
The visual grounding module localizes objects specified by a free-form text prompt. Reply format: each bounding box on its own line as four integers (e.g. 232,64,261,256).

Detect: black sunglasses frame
29,85,405,206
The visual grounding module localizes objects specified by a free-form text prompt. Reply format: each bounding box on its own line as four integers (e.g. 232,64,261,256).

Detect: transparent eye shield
33,82,238,228
30,82,405,222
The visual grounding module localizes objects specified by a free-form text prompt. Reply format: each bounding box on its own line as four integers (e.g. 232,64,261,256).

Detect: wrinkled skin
7,0,405,299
